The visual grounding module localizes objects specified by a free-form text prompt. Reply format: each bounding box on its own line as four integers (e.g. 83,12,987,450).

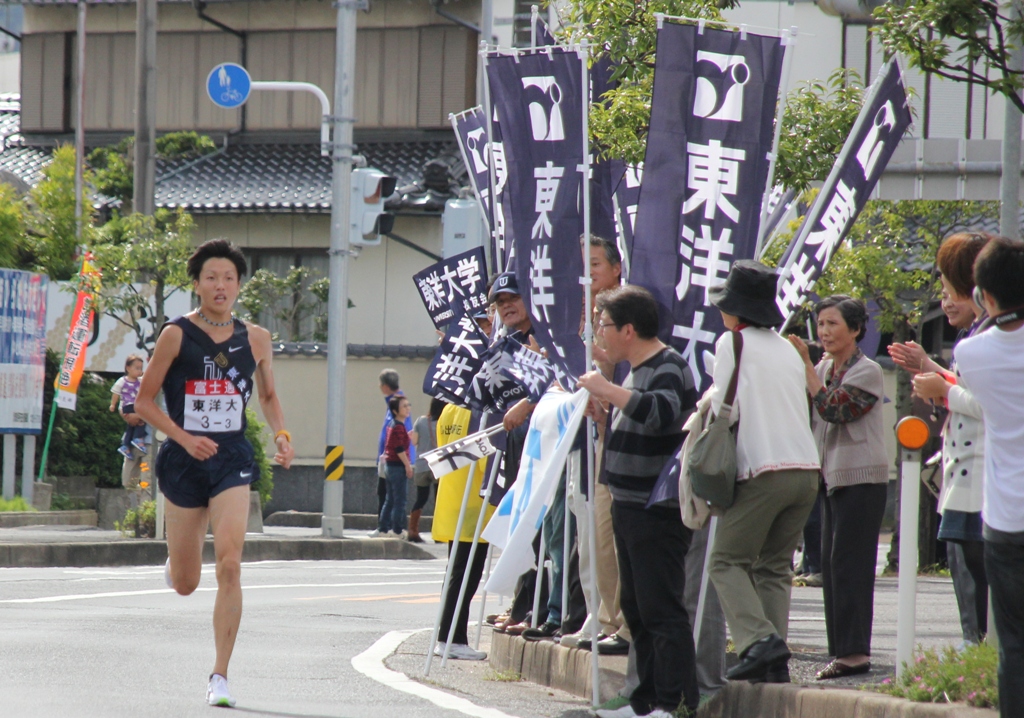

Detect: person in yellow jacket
432,401,496,660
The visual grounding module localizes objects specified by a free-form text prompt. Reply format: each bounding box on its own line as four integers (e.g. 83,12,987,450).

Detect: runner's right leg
165,499,208,596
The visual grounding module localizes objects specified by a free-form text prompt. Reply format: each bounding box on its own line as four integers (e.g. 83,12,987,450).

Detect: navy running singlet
161,316,257,439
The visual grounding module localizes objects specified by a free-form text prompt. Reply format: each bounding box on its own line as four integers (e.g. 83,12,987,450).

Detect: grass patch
0,496,35,512
484,669,522,682
874,642,998,708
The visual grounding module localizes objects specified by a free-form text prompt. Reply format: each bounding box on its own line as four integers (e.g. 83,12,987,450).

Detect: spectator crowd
374,233,1024,718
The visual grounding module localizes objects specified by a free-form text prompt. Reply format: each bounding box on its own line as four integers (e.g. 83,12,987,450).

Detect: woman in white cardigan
790,296,888,680
704,261,821,685
890,232,992,646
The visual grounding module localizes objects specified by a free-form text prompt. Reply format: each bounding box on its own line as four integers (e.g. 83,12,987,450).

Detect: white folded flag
483,388,589,595
422,424,503,479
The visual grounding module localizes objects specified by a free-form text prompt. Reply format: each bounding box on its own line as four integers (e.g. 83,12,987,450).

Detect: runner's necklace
196,310,234,327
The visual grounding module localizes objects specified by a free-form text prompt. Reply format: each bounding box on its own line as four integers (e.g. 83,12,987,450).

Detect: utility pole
1001,0,1023,240
133,0,157,215
74,0,86,241
321,0,358,538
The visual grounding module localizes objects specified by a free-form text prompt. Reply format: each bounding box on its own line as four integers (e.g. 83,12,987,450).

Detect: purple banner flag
776,59,912,327
630,22,786,391
486,48,587,380
495,336,556,403
423,313,491,410
412,247,488,329
611,160,643,278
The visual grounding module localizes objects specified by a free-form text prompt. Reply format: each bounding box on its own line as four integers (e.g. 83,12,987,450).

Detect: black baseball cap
488,272,520,301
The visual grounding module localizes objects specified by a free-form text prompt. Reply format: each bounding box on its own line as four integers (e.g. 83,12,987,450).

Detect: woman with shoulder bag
789,295,887,680
704,261,821,685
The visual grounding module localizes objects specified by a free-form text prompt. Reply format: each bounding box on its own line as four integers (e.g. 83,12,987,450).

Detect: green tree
88,210,194,355
0,182,30,269
26,145,94,280
237,266,330,342
88,132,217,208
874,0,1024,113
560,1,868,190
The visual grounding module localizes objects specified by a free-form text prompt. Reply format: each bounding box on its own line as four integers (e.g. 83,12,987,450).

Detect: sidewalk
483,539,998,717
0,523,434,567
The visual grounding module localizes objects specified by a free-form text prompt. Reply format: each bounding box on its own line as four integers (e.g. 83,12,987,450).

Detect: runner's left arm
250,323,294,469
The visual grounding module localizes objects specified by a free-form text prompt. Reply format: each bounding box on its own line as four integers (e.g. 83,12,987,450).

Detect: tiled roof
154,139,460,214
0,96,463,213
0,95,50,189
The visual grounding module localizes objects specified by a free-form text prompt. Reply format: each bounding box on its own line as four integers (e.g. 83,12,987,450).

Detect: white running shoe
594,705,636,718
367,529,383,538
164,558,173,589
433,642,487,661
206,673,236,707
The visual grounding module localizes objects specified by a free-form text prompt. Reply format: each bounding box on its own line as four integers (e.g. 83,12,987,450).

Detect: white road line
0,579,442,604
352,630,520,718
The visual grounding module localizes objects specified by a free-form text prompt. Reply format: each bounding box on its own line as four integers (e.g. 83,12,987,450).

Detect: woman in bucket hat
703,260,821,685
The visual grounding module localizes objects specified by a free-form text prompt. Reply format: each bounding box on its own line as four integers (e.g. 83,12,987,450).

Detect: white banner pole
692,515,718,645
473,452,504,649
424,460,479,676
440,456,500,669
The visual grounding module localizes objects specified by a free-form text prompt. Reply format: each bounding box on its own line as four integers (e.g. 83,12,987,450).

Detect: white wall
0,53,18,95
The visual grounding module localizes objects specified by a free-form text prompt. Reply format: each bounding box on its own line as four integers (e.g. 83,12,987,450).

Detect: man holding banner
578,286,699,718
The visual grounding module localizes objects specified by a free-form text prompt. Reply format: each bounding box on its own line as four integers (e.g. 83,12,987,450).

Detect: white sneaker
595,705,636,718
206,674,236,707
367,529,382,538
434,642,487,661
164,558,173,589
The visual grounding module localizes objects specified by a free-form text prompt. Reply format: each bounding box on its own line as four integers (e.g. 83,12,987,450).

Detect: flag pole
424,460,479,676
755,26,798,257
530,4,538,49
473,540,497,650
440,454,499,669
37,255,89,482
530,522,546,628
579,39,601,708
480,47,503,274
691,516,718,647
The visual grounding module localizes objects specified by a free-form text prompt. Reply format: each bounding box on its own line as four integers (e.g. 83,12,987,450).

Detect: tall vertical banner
487,48,587,379
611,160,643,278
55,255,101,411
776,59,912,326
0,270,48,433
630,22,786,391
452,108,503,273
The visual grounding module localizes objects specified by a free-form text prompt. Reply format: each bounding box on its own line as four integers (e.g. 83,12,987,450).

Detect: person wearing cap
704,260,820,685
488,272,537,431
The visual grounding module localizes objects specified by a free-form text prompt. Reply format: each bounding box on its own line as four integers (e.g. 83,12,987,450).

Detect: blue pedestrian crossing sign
206,63,251,109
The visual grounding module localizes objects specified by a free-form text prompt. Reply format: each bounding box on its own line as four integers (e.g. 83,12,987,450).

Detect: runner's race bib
184,379,243,432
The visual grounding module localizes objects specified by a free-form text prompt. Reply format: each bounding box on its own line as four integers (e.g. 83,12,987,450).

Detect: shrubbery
40,350,128,487
877,642,998,708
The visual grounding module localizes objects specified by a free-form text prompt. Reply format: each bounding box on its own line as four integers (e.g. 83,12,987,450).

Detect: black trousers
439,541,488,646
377,476,387,518
613,502,699,714
949,540,988,642
984,533,1024,718
821,482,887,658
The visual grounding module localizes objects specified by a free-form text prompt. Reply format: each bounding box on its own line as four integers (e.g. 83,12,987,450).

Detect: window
243,249,330,342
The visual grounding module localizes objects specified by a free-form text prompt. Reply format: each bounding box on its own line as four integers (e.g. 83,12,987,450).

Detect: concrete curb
0,537,434,568
0,510,98,528
489,632,996,717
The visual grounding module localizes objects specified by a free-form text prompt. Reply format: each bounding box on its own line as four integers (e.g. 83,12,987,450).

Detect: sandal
816,659,871,680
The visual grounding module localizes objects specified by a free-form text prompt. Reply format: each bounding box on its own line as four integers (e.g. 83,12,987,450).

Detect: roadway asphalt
0,527,969,717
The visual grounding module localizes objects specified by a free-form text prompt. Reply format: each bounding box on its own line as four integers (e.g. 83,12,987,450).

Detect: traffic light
349,168,397,246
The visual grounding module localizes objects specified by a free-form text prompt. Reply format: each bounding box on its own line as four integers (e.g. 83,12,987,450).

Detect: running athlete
134,239,294,708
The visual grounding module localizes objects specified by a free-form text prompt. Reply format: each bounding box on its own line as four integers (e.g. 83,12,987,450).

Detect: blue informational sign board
206,63,252,109
0,270,47,434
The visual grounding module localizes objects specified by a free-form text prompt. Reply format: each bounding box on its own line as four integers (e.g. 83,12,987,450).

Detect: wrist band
275,429,292,443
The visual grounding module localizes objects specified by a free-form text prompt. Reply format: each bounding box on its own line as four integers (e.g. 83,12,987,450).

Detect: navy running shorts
156,434,257,508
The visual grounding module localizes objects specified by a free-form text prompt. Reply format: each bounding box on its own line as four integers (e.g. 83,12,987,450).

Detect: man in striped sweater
578,285,699,718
